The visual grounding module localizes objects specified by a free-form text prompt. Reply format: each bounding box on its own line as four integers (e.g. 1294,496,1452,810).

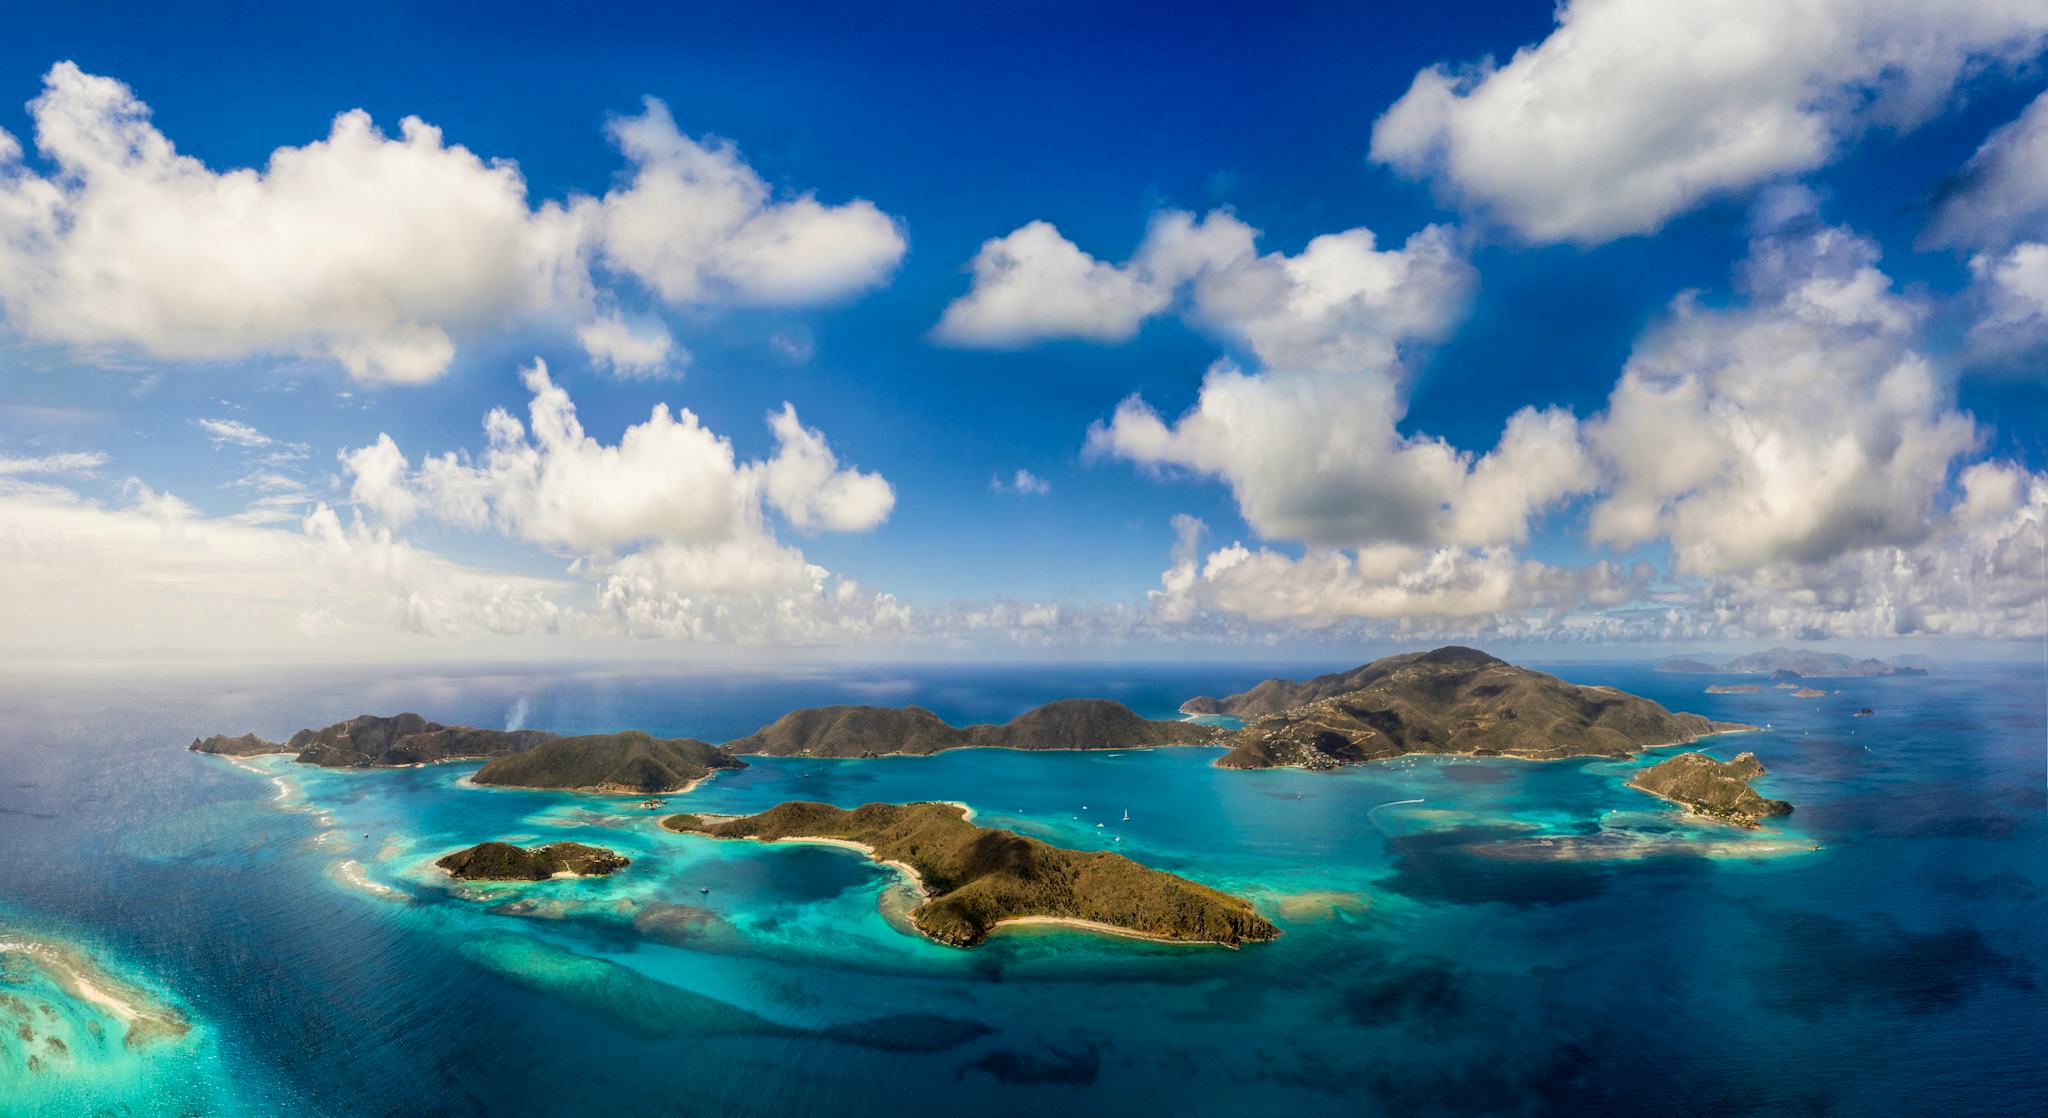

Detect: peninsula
437,841,630,881
1627,752,1793,828
470,731,744,794
726,698,1215,758
663,801,1277,947
1201,647,1748,771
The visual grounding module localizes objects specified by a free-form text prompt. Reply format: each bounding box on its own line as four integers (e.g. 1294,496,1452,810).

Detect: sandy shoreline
988,916,1225,946
764,836,932,900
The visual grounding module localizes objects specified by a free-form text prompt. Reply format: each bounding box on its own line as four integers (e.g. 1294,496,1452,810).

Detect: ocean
0,660,2042,1117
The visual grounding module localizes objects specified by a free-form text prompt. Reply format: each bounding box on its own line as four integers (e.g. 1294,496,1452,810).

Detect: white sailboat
1121,809,1130,822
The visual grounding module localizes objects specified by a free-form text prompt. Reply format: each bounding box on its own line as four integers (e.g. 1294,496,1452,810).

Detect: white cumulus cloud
0,64,906,385
937,209,1473,373
1370,0,2048,244
1588,220,1980,574
340,359,900,643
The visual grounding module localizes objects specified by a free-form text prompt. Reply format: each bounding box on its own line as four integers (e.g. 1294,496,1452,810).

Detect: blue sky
1,1,2044,661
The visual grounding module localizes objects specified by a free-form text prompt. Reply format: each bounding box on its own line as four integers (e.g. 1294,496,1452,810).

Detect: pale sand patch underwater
0,939,190,1048
334,859,405,901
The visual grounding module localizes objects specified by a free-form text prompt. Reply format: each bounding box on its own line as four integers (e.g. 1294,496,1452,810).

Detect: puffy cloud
0,64,905,385
1149,538,1640,627
934,220,1172,345
594,539,911,644
576,312,682,379
951,210,1543,551
937,209,1474,373
341,359,898,642
587,98,905,306
755,404,895,532
0,63,576,385
340,434,418,527
1091,363,1594,549
1370,0,2048,244
990,468,1050,495
1588,221,1980,574
1633,461,2047,640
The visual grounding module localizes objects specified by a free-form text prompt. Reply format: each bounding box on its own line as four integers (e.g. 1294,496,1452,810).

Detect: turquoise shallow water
0,661,2042,1116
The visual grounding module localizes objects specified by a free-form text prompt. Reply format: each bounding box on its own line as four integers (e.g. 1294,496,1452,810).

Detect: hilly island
191,714,746,793
664,801,1278,947
1195,647,1751,771
437,841,631,881
1629,752,1793,828
724,698,1214,758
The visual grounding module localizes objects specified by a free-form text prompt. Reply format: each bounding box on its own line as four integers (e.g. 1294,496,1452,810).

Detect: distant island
1655,648,1927,677
663,801,1277,947
470,731,744,794
190,714,746,793
725,698,1215,758
1655,658,1720,675
437,841,630,881
1705,684,1763,694
190,713,556,767
1628,752,1793,828
1195,647,1749,771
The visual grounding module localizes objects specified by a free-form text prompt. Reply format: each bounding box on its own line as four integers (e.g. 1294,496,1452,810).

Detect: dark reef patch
960,1042,1102,1085
1373,824,1663,907
1752,911,2035,1017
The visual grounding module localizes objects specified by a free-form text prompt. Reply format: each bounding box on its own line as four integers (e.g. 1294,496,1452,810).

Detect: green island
662,801,1278,948
436,841,630,881
725,698,1215,758
469,731,744,793
1196,647,1750,771
190,714,747,793
190,712,556,767
1628,752,1794,828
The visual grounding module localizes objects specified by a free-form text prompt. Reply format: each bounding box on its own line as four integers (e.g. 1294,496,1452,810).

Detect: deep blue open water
0,660,2042,1116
